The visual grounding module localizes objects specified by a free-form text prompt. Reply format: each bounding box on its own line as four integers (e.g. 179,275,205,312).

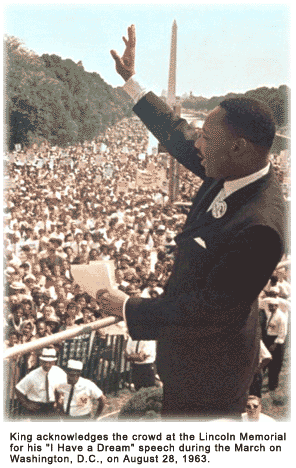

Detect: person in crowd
60,258,74,282
9,281,29,303
60,311,80,331
56,359,106,419
263,298,287,400
30,319,53,366
89,248,100,261
39,239,64,280
141,273,164,298
63,244,76,264
31,289,46,316
41,304,60,323
34,319,51,339
31,264,47,290
15,348,67,418
73,240,90,264
19,319,35,344
71,231,84,257
75,307,96,325
18,319,38,370
5,330,20,349
6,303,25,334
241,395,275,422
45,316,60,334
97,24,287,419
125,337,157,391
53,300,68,323
21,299,36,320
275,267,291,299
249,340,272,398
260,286,290,319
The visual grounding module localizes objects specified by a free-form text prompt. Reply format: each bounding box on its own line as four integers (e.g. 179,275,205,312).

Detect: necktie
266,312,274,332
65,385,75,415
135,341,140,354
45,373,49,403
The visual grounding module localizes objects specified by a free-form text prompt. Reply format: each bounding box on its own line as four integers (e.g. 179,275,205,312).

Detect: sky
3,2,291,99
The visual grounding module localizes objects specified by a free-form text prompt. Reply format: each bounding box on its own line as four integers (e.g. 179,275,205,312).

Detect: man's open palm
111,24,136,81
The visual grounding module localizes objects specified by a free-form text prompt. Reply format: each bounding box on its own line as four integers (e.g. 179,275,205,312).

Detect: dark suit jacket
125,92,287,416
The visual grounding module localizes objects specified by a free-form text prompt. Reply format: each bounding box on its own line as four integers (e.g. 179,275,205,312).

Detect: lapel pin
212,200,227,219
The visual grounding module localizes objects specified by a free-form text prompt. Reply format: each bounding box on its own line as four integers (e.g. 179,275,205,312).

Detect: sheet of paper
71,260,116,298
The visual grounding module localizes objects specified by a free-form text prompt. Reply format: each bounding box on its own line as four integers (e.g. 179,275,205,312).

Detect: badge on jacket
212,200,227,219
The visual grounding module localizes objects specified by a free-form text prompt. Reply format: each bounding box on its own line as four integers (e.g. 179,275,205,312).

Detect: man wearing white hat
56,360,106,419
15,348,67,418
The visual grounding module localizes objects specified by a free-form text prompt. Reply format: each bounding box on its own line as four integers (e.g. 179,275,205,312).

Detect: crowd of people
4,113,290,420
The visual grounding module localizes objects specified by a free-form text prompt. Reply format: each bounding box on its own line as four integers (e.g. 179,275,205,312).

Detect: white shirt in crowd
16,365,67,403
277,280,291,299
241,412,276,422
259,296,290,318
57,377,103,417
265,309,288,344
125,337,156,365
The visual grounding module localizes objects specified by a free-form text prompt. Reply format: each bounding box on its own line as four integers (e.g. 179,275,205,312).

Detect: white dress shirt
265,309,287,344
57,377,103,417
241,412,275,422
16,365,67,403
260,296,290,318
208,164,270,212
125,337,156,365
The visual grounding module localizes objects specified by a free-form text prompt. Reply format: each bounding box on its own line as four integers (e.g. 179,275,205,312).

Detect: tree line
5,36,133,150
182,85,290,130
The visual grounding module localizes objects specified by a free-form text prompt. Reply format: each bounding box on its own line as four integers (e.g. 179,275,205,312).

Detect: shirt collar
224,163,270,198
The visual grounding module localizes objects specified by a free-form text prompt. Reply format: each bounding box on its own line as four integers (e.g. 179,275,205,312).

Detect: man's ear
231,138,247,153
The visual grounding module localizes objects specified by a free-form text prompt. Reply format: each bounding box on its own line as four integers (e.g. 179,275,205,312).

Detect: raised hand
110,24,136,81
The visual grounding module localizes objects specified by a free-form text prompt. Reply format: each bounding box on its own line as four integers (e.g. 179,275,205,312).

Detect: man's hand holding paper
96,288,128,319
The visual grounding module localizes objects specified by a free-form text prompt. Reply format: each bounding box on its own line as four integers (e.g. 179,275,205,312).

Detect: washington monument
167,20,177,109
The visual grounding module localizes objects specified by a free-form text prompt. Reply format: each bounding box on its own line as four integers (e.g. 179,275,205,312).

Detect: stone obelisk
167,20,177,109
167,20,180,202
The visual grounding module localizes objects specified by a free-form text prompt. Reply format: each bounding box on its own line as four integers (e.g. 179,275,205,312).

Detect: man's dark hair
21,245,31,252
220,97,276,150
12,304,24,314
49,238,63,247
67,301,78,311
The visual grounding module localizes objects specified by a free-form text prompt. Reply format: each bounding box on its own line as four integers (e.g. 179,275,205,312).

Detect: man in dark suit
97,25,287,419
